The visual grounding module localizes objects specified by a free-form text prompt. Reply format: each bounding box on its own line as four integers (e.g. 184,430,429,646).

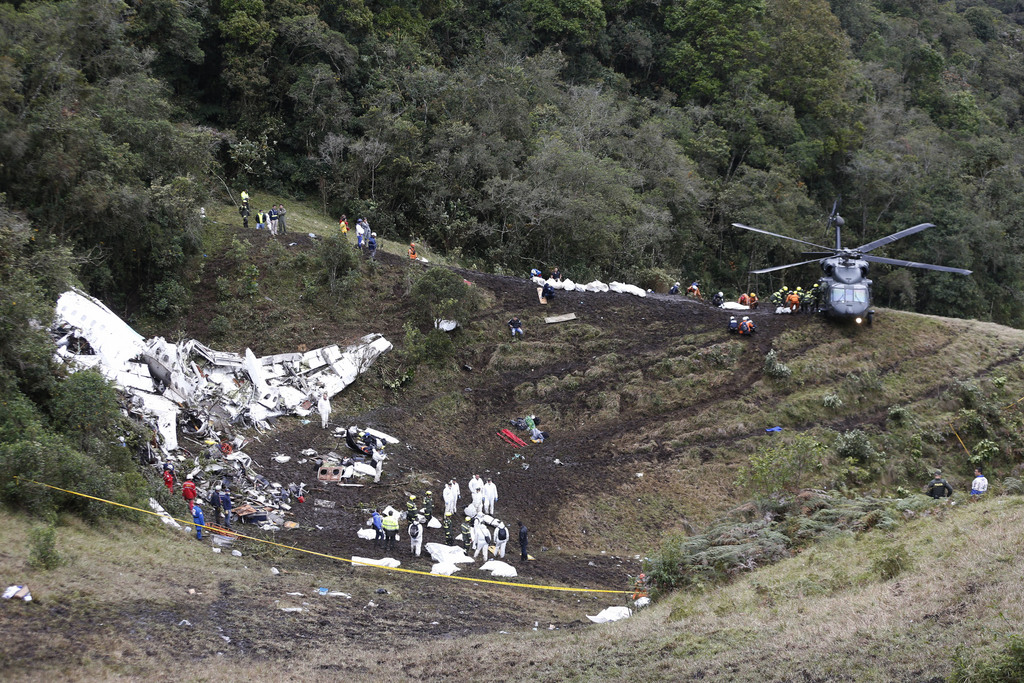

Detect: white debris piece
721,302,750,311
634,597,651,608
280,607,304,613
427,517,442,529
2,585,32,602
351,557,401,568
356,528,377,540
587,606,632,623
431,562,461,576
584,280,610,293
51,289,392,455
148,498,182,529
479,560,518,578
231,550,242,557
434,319,458,332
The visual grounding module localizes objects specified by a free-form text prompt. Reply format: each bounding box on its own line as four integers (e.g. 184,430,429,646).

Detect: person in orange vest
786,290,801,313
181,475,197,511
408,242,418,259
748,292,759,309
686,281,702,299
738,316,756,335
632,573,649,600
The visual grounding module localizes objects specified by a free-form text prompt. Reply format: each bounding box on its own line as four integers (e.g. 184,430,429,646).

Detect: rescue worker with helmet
748,292,759,309
785,289,801,313
460,517,473,551
711,291,724,307
738,316,756,335
443,511,455,545
406,494,418,519
408,243,418,259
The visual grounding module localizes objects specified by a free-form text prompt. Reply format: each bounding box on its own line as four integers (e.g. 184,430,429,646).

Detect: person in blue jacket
372,509,384,548
220,488,233,528
192,505,205,540
367,232,378,260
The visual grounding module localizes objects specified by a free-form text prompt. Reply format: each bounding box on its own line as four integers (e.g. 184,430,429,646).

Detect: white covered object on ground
431,562,461,576
478,560,517,578
356,528,376,540
609,282,647,297
351,556,401,568
587,606,632,623
721,302,750,311
584,280,609,293
561,278,577,292
634,597,651,608
425,542,475,564
427,516,442,529
775,306,791,314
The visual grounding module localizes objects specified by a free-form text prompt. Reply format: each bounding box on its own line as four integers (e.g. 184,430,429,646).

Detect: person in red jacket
162,464,175,494
181,475,197,511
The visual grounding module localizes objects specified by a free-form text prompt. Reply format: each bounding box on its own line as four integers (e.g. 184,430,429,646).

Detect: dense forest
3,0,1024,324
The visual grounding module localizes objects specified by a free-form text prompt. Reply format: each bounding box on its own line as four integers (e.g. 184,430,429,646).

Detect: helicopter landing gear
866,310,875,326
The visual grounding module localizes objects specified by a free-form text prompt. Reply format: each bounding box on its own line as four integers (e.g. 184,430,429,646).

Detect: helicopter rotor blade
732,223,833,251
860,254,972,275
749,258,824,274
801,252,835,257
855,223,935,253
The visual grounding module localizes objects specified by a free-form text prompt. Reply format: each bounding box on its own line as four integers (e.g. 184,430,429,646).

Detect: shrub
763,349,791,379
208,315,231,338
835,429,880,465
316,234,361,298
872,542,912,581
28,524,63,570
887,404,912,425
1002,477,1024,495
735,434,826,497
823,393,843,409
970,439,1000,465
409,268,483,329
950,632,1024,683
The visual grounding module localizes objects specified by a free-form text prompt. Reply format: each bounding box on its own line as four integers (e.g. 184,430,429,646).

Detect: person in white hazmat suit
372,450,386,483
493,521,509,558
443,480,458,514
482,478,497,515
468,474,484,513
472,519,490,561
408,515,424,557
317,391,331,429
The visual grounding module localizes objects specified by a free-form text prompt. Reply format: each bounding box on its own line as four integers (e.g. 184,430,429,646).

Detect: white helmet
742,316,749,321
718,292,723,297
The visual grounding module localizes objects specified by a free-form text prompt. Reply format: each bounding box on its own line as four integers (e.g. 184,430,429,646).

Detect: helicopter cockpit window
831,286,868,303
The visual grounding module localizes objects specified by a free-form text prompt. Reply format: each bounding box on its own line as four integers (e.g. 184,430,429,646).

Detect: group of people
770,284,823,313
338,215,377,258
728,315,756,335
927,468,989,499
162,463,234,540
370,475,529,563
238,192,288,236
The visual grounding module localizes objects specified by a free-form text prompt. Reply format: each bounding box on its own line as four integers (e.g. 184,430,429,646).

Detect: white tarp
356,528,377,540
584,280,609,293
425,543,475,564
609,282,647,297
586,606,632,623
722,302,751,311
479,560,518,578
351,556,401,568
431,562,461,576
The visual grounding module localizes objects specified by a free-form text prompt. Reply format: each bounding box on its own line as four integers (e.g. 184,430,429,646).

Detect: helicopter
732,203,972,324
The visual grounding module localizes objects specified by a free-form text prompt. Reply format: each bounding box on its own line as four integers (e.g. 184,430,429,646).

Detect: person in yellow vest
408,242,418,259
339,214,349,235
382,511,399,551
240,189,249,205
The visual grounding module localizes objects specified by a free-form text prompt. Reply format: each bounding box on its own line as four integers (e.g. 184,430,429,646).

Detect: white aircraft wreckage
52,289,392,454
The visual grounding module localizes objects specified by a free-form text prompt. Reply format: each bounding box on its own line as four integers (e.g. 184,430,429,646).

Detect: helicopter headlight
855,317,863,324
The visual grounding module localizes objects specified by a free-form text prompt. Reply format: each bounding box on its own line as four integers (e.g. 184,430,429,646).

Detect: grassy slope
2,496,1022,681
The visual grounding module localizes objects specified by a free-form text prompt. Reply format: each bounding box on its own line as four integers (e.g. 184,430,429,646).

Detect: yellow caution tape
13,477,631,594
948,421,972,458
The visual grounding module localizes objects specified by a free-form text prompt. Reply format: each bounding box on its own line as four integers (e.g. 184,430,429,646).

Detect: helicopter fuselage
820,257,871,319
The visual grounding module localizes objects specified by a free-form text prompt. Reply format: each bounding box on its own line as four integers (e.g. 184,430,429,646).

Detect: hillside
3,207,1023,680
